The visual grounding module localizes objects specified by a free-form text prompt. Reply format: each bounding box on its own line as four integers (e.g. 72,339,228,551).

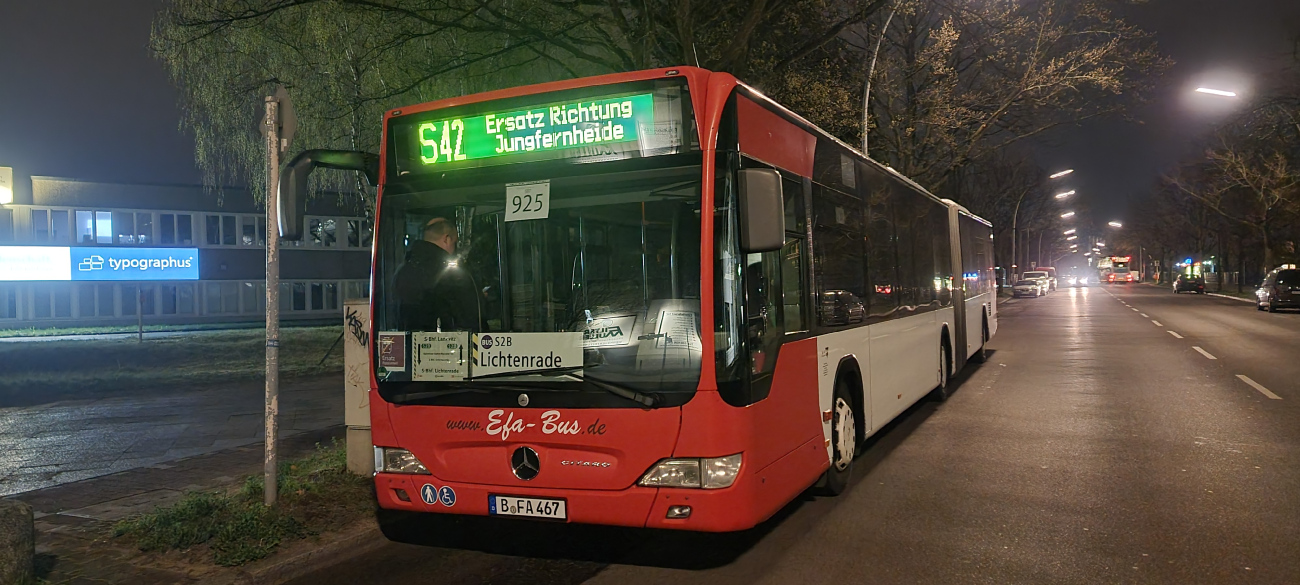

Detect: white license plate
488,495,567,520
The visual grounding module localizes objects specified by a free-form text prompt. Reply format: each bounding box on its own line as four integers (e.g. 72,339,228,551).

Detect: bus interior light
377,447,431,475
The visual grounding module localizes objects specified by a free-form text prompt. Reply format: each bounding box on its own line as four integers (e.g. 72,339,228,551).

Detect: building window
240,215,264,246
324,282,338,310
54,286,71,318
241,282,263,314
76,210,94,243
98,283,115,317
293,282,307,311
221,216,235,246
114,211,135,244
0,286,16,318
206,215,221,245
32,209,49,241
161,214,175,245
0,209,14,241
178,284,194,314
344,281,369,300
78,284,95,317
177,214,193,245
205,283,222,313
96,211,113,244
51,210,69,243
34,285,52,318
310,283,323,310
120,285,138,316
136,213,153,244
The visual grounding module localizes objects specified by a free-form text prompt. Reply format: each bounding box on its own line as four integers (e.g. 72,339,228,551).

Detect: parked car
1173,274,1206,294
1012,280,1042,298
820,290,866,324
1256,267,1300,312
1106,267,1135,284
1022,270,1052,293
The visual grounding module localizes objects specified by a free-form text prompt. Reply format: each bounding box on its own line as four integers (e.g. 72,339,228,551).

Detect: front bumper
375,472,770,532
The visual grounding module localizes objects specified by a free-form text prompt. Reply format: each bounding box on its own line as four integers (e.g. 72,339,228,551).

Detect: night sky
2,0,1299,221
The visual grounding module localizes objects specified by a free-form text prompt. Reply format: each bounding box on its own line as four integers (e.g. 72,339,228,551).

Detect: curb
201,518,385,585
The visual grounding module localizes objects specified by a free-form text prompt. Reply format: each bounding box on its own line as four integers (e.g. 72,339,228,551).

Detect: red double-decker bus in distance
279,67,997,532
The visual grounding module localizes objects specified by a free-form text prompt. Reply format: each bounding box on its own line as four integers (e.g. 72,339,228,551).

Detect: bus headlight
638,454,742,489
375,447,431,475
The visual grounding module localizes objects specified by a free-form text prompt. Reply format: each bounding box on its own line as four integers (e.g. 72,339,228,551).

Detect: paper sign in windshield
412,331,469,381
505,180,549,223
582,316,636,348
471,332,582,378
377,332,407,373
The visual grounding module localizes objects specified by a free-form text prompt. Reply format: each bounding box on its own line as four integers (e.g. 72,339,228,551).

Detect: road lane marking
1152,320,1162,326
1237,375,1282,400
1192,346,1217,360
1168,331,1183,339
1141,313,1149,318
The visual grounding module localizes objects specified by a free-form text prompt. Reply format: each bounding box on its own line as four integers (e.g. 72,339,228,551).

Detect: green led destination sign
415,92,654,166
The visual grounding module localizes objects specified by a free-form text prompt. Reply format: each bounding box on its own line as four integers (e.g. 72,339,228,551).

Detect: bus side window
782,177,806,333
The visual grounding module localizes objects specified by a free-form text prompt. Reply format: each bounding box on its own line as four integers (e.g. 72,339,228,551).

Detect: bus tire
929,340,952,402
971,320,989,364
816,380,856,496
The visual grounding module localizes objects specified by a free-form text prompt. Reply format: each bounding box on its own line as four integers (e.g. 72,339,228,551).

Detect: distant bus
282,67,997,532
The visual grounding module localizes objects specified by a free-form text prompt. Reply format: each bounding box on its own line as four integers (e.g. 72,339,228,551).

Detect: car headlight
639,454,742,489
375,447,431,475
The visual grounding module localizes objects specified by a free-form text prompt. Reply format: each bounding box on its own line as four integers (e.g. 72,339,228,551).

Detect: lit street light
1108,221,1123,228
1063,229,1076,235
1097,241,1106,246
1067,235,1078,240
1054,190,1076,199
1049,169,1074,179
1061,211,1076,218
1195,87,1237,97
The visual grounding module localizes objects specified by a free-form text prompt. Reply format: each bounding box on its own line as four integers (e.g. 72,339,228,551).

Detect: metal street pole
862,0,903,155
263,96,281,506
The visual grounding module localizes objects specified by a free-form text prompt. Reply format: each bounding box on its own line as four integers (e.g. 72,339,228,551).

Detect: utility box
343,299,372,475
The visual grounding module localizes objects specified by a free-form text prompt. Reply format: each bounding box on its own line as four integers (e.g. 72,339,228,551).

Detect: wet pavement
0,375,342,496
284,284,1300,585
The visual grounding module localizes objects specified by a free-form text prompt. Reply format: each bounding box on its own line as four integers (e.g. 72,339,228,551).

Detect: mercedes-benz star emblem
517,393,530,407
511,447,541,481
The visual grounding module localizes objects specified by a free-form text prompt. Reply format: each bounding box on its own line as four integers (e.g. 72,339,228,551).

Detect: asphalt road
289,284,1300,585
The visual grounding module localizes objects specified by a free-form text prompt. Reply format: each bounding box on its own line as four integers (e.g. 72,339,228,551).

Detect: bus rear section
360,67,994,533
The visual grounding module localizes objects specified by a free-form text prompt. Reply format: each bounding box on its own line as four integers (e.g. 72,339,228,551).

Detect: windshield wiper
475,366,660,407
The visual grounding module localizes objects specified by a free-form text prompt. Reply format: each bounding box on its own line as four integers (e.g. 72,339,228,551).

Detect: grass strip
113,439,375,567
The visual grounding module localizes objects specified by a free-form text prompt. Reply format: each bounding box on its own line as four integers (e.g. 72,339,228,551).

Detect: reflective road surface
288,283,1300,585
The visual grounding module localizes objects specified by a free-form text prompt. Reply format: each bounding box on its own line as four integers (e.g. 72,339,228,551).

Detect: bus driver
395,217,481,333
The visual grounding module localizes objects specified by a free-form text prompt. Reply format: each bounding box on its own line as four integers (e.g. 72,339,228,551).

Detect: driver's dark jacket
394,240,481,332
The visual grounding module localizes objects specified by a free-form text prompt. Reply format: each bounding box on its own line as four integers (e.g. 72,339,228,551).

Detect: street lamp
1063,228,1076,235
1061,211,1076,219
1195,87,1237,97
1067,235,1078,241
1054,190,1075,199
1049,169,1074,179
1108,221,1123,228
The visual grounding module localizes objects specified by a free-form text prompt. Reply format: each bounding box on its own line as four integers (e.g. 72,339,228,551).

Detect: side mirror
737,168,785,253
278,150,380,240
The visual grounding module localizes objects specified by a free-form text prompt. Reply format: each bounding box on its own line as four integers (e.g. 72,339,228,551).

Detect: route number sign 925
505,180,550,222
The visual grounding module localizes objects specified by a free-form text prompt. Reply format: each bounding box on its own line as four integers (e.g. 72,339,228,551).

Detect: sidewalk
8,425,383,584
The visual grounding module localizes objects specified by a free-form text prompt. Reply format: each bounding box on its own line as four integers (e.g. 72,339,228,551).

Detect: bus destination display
415,92,652,166
392,87,693,173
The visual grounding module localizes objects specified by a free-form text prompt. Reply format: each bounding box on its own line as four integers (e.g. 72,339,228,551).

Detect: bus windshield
372,163,703,407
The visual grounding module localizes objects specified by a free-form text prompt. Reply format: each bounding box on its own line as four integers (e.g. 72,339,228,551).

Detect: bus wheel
929,341,952,402
817,382,856,496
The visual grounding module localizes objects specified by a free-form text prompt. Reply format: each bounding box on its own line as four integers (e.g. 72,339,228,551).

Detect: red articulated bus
280,67,997,532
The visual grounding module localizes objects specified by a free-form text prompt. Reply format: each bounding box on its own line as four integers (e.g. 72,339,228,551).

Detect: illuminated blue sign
0,247,199,281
